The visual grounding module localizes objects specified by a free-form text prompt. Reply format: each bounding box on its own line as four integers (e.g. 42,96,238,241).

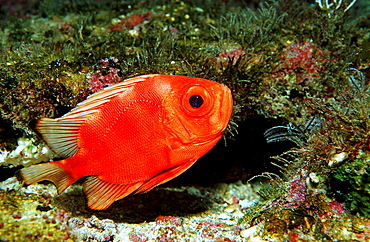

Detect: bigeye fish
20,74,233,210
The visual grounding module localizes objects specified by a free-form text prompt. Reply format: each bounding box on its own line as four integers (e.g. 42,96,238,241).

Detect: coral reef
0,137,53,167
0,0,370,241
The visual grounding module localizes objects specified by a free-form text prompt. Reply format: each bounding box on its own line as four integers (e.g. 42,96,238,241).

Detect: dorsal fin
37,75,157,157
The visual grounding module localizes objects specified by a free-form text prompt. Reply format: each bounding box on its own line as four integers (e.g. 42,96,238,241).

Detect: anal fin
20,162,72,194
83,176,144,210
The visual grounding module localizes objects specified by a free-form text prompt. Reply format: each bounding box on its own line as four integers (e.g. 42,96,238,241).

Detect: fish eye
181,85,213,116
189,95,204,108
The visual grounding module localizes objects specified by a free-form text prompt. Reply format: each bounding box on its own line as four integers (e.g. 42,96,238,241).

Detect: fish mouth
212,84,233,135
221,84,233,126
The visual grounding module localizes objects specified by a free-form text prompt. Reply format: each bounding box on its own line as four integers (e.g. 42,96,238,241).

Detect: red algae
272,41,331,84
156,216,183,226
87,57,122,92
282,175,307,208
329,201,347,217
110,12,154,31
214,48,247,67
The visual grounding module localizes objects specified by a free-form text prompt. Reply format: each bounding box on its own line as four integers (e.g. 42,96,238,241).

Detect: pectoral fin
134,159,197,194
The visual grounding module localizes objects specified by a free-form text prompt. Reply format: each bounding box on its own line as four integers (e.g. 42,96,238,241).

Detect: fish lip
217,84,233,132
193,135,222,146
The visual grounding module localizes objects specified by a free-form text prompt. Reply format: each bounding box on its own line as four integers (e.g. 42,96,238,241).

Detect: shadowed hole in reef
53,184,213,224
0,166,20,182
164,115,295,187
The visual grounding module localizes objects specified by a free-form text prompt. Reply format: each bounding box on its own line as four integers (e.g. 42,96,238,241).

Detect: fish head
162,76,233,147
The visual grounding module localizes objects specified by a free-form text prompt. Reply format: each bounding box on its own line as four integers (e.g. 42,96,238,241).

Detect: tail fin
20,162,72,194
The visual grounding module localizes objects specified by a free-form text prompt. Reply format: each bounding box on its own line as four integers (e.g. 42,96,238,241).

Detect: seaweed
0,0,370,240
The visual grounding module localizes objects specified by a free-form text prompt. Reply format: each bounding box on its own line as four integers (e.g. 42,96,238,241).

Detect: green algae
0,0,370,240
1,0,367,137
0,187,74,241
331,152,370,217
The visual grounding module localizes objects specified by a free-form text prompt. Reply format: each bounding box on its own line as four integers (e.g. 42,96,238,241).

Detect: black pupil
189,95,204,108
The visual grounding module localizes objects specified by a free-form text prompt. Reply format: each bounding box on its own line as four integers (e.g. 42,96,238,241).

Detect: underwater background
0,0,370,241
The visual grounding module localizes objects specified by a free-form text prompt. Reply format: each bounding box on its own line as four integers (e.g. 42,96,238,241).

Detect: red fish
20,74,233,210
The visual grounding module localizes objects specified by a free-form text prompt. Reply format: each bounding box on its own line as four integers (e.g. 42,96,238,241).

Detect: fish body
20,74,233,209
